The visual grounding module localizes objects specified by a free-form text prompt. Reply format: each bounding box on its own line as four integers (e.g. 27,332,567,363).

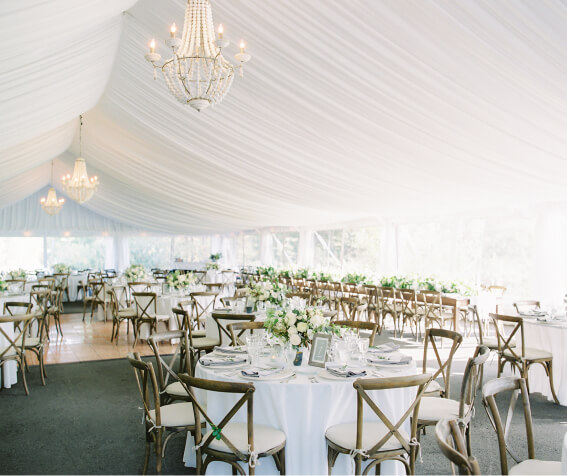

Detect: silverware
280,373,296,383
310,376,320,384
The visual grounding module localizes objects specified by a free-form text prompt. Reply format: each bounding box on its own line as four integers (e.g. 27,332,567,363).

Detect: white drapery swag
3,1,567,235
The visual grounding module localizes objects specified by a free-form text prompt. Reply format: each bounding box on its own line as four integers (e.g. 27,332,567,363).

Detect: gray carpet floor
1,332,566,475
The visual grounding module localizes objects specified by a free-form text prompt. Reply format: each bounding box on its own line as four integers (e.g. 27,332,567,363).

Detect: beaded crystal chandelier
40,161,65,216
62,115,99,204
144,0,251,112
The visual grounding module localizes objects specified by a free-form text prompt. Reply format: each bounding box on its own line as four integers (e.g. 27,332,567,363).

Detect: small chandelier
62,115,99,204
40,161,65,216
144,0,251,112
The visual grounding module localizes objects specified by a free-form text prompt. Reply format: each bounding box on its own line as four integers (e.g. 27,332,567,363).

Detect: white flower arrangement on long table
166,270,196,290
124,264,147,282
246,279,288,307
264,307,339,348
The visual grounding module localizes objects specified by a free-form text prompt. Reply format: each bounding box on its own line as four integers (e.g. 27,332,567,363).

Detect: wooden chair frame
331,320,378,346
490,313,559,404
326,373,431,475
512,300,540,315
435,419,481,475
108,288,137,344
420,290,454,331
132,292,168,348
398,289,420,340
178,374,286,475
482,376,559,475
0,313,34,395
422,328,463,398
378,287,400,337
127,352,201,475
228,321,265,346
212,313,256,346
191,292,219,331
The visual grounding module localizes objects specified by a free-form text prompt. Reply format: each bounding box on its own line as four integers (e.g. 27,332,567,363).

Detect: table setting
185,310,416,474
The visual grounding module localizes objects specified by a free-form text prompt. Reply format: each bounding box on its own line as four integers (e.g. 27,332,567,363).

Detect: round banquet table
0,293,29,388
183,356,417,475
522,317,567,405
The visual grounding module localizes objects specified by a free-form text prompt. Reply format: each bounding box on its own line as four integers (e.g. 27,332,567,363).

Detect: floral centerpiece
206,261,219,270
53,263,70,274
124,264,147,282
166,270,196,290
0,280,7,292
264,308,340,348
342,272,371,285
206,252,222,270
8,268,26,279
257,266,276,277
278,269,292,278
294,268,310,279
245,280,288,308
313,272,333,282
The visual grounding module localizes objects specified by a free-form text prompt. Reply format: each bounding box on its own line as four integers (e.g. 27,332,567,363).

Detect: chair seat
164,381,190,397
117,309,137,318
418,397,470,423
191,329,206,338
205,422,286,454
503,347,552,361
509,459,561,475
325,421,408,452
148,402,195,428
16,336,42,348
192,337,220,349
0,347,17,357
482,336,502,349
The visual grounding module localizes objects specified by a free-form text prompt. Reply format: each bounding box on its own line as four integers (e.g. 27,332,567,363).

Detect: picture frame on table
308,333,332,368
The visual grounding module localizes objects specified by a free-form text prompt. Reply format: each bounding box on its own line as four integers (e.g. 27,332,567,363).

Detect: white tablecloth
523,318,567,405
0,293,28,388
67,273,87,302
561,431,567,475
184,357,417,475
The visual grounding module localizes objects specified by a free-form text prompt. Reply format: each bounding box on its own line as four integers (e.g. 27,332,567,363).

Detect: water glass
336,340,350,365
284,343,297,369
246,335,262,366
358,337,370,362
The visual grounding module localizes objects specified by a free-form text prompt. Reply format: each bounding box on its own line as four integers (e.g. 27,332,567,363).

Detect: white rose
297,322,308,333
286,312,297,326
290,334,301,346
288,325,298,334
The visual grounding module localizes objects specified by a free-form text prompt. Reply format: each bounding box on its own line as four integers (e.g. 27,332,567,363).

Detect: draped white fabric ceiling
3,0,567,235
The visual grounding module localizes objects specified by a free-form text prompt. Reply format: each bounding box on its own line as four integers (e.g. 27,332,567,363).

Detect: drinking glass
336,340,350,365
358,337,370,363
246,335,262,367
284,343,297,369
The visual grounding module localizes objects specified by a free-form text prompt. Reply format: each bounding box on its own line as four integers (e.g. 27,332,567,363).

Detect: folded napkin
367,352,412,365
200,355,247,366
368,342,400,353
214,346,247,354
537,316,552,322
519,310,547,317
325,363,367,378
241,365,284,378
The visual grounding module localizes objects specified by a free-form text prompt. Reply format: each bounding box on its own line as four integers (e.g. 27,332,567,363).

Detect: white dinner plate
293,365,319,375
199,358,248,369
369,360,411,368
239,368,293,381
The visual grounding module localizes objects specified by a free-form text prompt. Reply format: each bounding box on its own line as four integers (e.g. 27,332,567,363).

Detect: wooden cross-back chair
148,330,191,404
435,419,481,475
132,292,169,348
422,328,463,398
482,376,561,475
490,313,559,404
0,313,34,395
29,290,51,339
83,280,107,322
190,292,219,330
417,346,490,458
171,307,218,371
48,287,64,337
512,300,541,316
108,288,137,344
127,352,201,475
363,285,381,331
325,373,431,475
4,301,32,316
397,289,421,340
339,297,368,322
331,320,378,346
212,313,256,347
127,281,152,302
5,279,26,294
38,277,56,290
420,290,454,331
175,300,206,338
192,271,206,285
378,287,401,337
177,374,287,475
15,308,48,386
228,321,265,346
53,273,70,302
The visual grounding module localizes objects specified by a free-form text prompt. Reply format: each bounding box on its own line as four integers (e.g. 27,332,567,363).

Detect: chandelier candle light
144,0,251,112
40,161,65,216
62,115,99,204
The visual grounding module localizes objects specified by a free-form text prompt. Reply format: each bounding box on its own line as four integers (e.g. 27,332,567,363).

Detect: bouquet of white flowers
8,268,26,279
166,270,196,290
205,262,219,270
246,280,288,307
53,263,70,274
124,264,147,282
264,308,339,348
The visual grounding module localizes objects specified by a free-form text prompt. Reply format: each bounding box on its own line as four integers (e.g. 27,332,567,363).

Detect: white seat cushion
117,309,137,318
148,402,195,428
205,422,285,454
192,329,206,338
504,347,553,361
192,337,219,348
418,397,469,423
325,421,408,452
164,381,189,397
509,459,561,475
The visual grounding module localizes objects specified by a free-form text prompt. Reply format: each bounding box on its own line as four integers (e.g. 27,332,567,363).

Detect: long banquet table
183,354,417,475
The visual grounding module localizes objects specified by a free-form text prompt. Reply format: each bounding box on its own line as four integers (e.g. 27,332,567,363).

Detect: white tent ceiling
2,0,567,235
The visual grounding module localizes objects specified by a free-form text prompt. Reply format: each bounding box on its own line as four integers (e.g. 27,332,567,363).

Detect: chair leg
82,300,88,321
544,361,560,404
20,360,29,396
